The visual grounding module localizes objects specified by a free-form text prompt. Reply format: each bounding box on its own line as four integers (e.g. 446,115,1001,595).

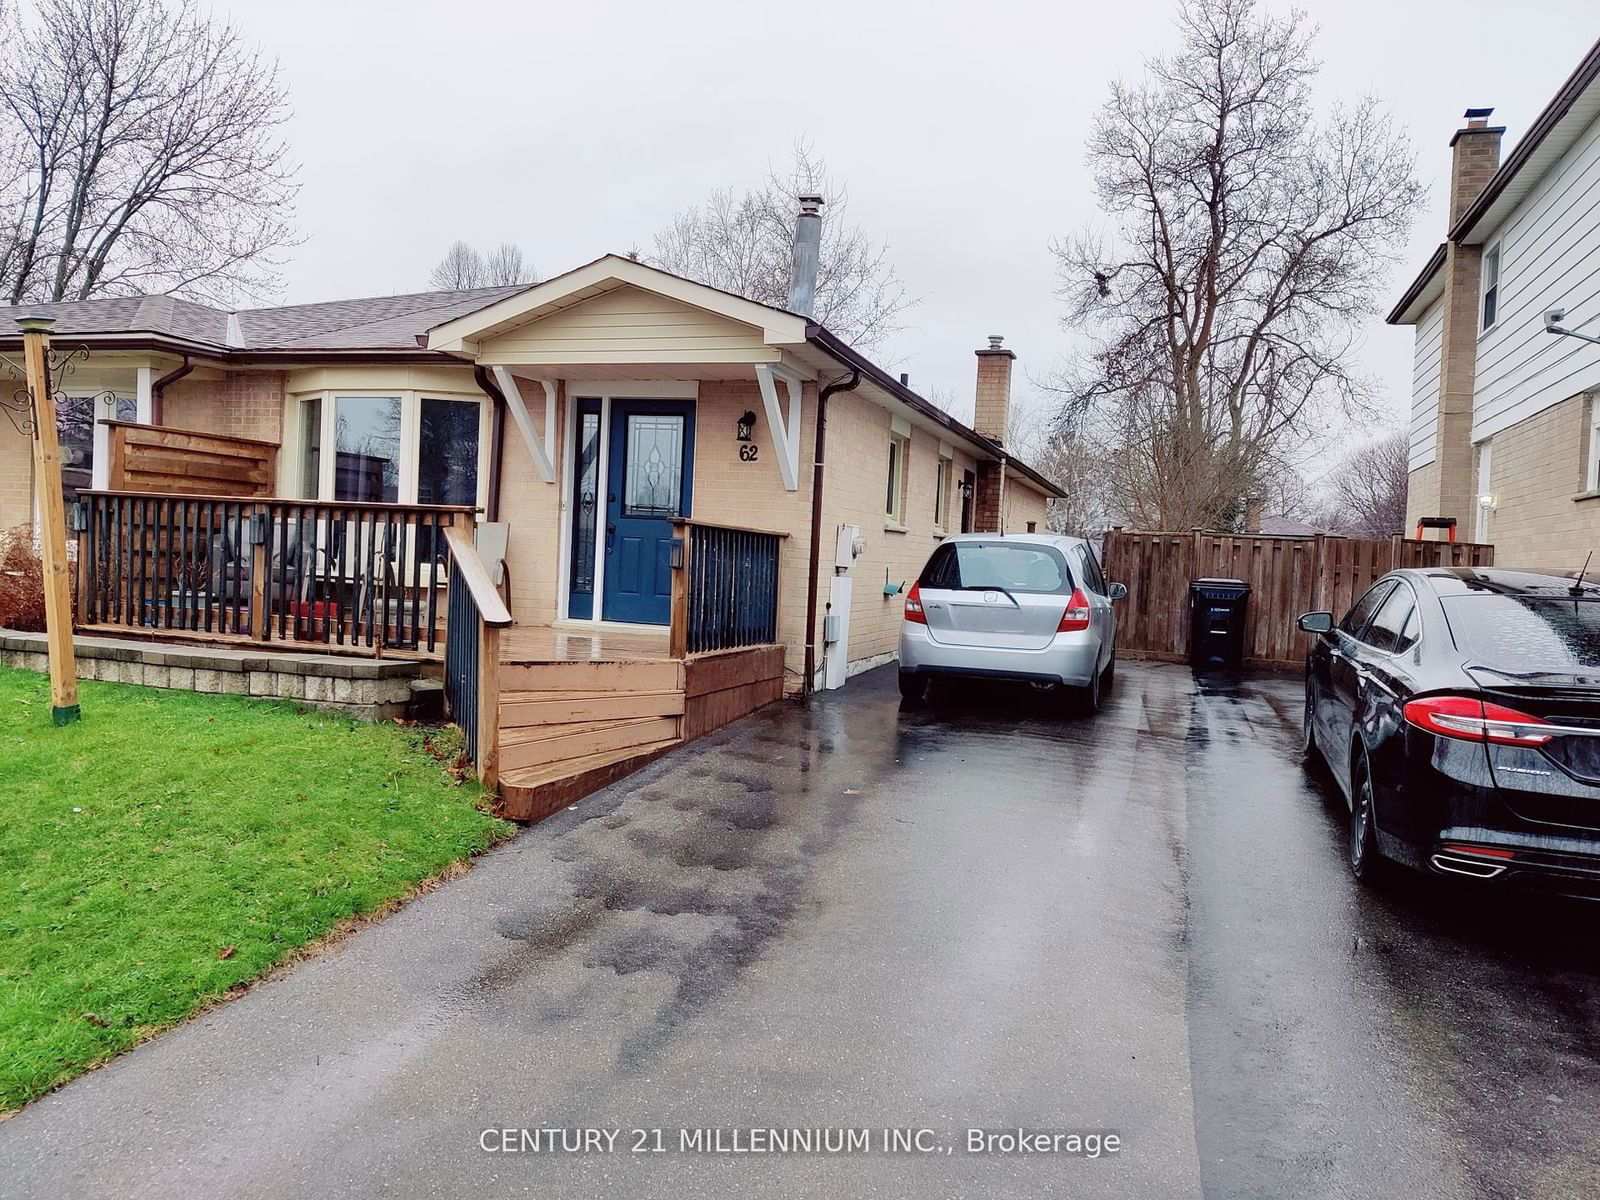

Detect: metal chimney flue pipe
787,194,824,318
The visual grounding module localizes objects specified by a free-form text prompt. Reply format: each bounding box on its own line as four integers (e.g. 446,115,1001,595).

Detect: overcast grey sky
233,0,1595,448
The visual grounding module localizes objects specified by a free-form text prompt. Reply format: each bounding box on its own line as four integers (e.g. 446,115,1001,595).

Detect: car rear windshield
1441,595,1600,671
919,542,1073,594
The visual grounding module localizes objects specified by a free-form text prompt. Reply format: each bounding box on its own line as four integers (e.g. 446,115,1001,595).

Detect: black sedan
1300,566,1600,893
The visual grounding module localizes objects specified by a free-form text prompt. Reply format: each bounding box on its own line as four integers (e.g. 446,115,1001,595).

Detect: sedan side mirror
1297,611,1334,634
1107,582,1128,601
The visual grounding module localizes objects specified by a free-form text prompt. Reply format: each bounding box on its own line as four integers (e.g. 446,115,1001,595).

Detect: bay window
292,390,488,510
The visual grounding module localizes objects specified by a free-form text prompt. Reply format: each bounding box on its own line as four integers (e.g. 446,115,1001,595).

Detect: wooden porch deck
497,623,671,664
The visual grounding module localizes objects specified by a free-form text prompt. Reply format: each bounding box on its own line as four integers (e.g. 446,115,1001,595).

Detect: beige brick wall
162,371,286,444
1475,393,1600,566
817,392,979,673
0,421,31,532
1005,477,1049,533
1404,461,1441,533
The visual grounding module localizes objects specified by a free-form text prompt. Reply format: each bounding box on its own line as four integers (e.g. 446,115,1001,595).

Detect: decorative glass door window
333,395,402,503
623,413,685,517
417,398,480,506
571,407,601,596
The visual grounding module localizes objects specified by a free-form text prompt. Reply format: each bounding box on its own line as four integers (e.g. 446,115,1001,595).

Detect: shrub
0,524,76,632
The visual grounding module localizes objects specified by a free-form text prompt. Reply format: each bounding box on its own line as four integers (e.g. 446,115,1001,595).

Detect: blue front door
602,399,695,624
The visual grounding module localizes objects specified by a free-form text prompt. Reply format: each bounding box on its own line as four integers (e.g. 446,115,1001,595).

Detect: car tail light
1402,695,1556,748
1057,588,1091,633
1439,842,1516,860
904,582,927,624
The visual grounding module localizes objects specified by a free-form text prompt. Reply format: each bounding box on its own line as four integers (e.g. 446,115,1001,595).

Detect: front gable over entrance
425,255,811,370
474,284,775,369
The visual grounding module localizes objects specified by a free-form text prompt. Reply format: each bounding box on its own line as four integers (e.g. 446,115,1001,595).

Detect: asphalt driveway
2,661,1597,1198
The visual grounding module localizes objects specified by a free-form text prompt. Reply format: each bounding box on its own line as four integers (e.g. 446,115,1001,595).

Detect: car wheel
898,669,928,708
1348,752,1386,886
1074,662,1103,716
1301,684,1320,765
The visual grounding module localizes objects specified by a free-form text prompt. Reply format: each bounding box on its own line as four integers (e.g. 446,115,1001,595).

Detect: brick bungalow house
1390,37,1600,562
0,212,1061,816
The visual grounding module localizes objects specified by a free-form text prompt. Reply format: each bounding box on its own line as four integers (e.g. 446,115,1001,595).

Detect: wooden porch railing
669,519,786,658
75,490,475,656
441,525,512,785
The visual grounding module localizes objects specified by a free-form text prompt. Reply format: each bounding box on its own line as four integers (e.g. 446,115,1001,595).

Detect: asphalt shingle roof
0,285,529,352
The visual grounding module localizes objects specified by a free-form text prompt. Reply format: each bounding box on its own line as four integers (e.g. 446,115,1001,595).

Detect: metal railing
76,491,475,656
670,519,785,657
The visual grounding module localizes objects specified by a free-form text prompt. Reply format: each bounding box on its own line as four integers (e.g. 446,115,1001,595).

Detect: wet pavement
2,661,1598,1198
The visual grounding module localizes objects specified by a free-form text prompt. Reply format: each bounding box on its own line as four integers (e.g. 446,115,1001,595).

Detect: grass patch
0,665,512,1112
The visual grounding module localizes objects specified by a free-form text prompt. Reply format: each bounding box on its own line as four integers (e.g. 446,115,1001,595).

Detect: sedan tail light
904,581,927,624
1058,587,1091,633
1402,695,1557,748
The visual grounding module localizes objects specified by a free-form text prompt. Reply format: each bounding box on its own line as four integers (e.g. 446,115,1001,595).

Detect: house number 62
739,443,759,462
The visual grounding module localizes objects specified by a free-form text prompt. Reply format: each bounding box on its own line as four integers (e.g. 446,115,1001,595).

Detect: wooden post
249,509,268,642
477,622,501,788
668,518,690,660
20,316,79,725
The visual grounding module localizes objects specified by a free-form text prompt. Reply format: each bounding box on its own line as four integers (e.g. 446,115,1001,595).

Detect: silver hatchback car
897,533,1126,713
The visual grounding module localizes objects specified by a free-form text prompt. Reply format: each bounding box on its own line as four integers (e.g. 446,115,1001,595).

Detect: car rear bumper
898,622,1101,686
1426,828,1600,895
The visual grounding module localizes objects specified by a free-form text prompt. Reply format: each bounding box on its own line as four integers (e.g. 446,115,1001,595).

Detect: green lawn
0,665,511,1112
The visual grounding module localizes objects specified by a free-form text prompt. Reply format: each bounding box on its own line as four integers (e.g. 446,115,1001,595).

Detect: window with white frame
1480,242,1501,332
1587,394,1600,494
934,447,953,530
1475,439,1493,543
294,391,487,508
886,423,911,525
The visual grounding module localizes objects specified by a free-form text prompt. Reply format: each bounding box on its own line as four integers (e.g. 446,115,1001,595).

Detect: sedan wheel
1074,662,1103,716
1347,755,1385,886
898,669,928,709
1301,686,1319,764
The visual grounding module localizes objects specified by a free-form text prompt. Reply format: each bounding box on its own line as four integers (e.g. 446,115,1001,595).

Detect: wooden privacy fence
106,421,277,497
1101,529,1496,669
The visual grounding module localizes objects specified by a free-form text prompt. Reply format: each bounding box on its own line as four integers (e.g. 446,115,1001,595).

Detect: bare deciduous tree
0,0,298,305
427,239,537,290
1323,429,1409,536
649,144,912,352
1049,0,1421,530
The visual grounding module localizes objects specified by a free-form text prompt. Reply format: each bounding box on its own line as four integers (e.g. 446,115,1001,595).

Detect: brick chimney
974,334,1014,444
1428,108,1505,533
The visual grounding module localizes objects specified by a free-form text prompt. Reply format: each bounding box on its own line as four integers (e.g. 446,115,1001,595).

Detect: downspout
803,368,860,698
473,365,506,523
150,355,193,425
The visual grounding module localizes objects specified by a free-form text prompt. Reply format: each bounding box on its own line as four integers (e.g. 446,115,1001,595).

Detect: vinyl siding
1409,299,1443,472
1471,111,1600,441
475,286,771,366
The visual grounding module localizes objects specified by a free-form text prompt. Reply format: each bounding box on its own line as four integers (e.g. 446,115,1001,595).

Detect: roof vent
787,194,824,319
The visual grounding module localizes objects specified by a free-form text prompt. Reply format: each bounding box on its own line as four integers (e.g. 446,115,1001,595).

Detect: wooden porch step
499,687,684,729
497,714,681,774
497,738,680,823
499,659,684,694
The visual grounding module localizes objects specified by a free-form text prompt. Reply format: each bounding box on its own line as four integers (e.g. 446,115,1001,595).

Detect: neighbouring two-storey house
1390,37,1600,563
0,203,1060,819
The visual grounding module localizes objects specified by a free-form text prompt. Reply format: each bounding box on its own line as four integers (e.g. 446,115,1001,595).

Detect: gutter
150,355,194,423
473,365,507,523
803,368,860,698
1449,38,1600,243
804,324,1065,499
1385,243,1447,326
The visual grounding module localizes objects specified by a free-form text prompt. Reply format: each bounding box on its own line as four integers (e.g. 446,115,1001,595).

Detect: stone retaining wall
0,631,420,722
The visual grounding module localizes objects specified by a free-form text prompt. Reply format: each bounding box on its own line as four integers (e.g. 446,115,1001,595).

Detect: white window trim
886,429,910,526
1475,439,1493,543
291,389,491,510
1587,394,1600,494
934,443,954,532
1479,240,1502,337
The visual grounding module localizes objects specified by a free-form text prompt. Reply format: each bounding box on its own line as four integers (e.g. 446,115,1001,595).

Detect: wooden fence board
1101,530,1493,669
106,422,277,498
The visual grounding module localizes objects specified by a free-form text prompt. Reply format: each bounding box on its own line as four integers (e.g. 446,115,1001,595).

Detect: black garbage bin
1189,578,1251,670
